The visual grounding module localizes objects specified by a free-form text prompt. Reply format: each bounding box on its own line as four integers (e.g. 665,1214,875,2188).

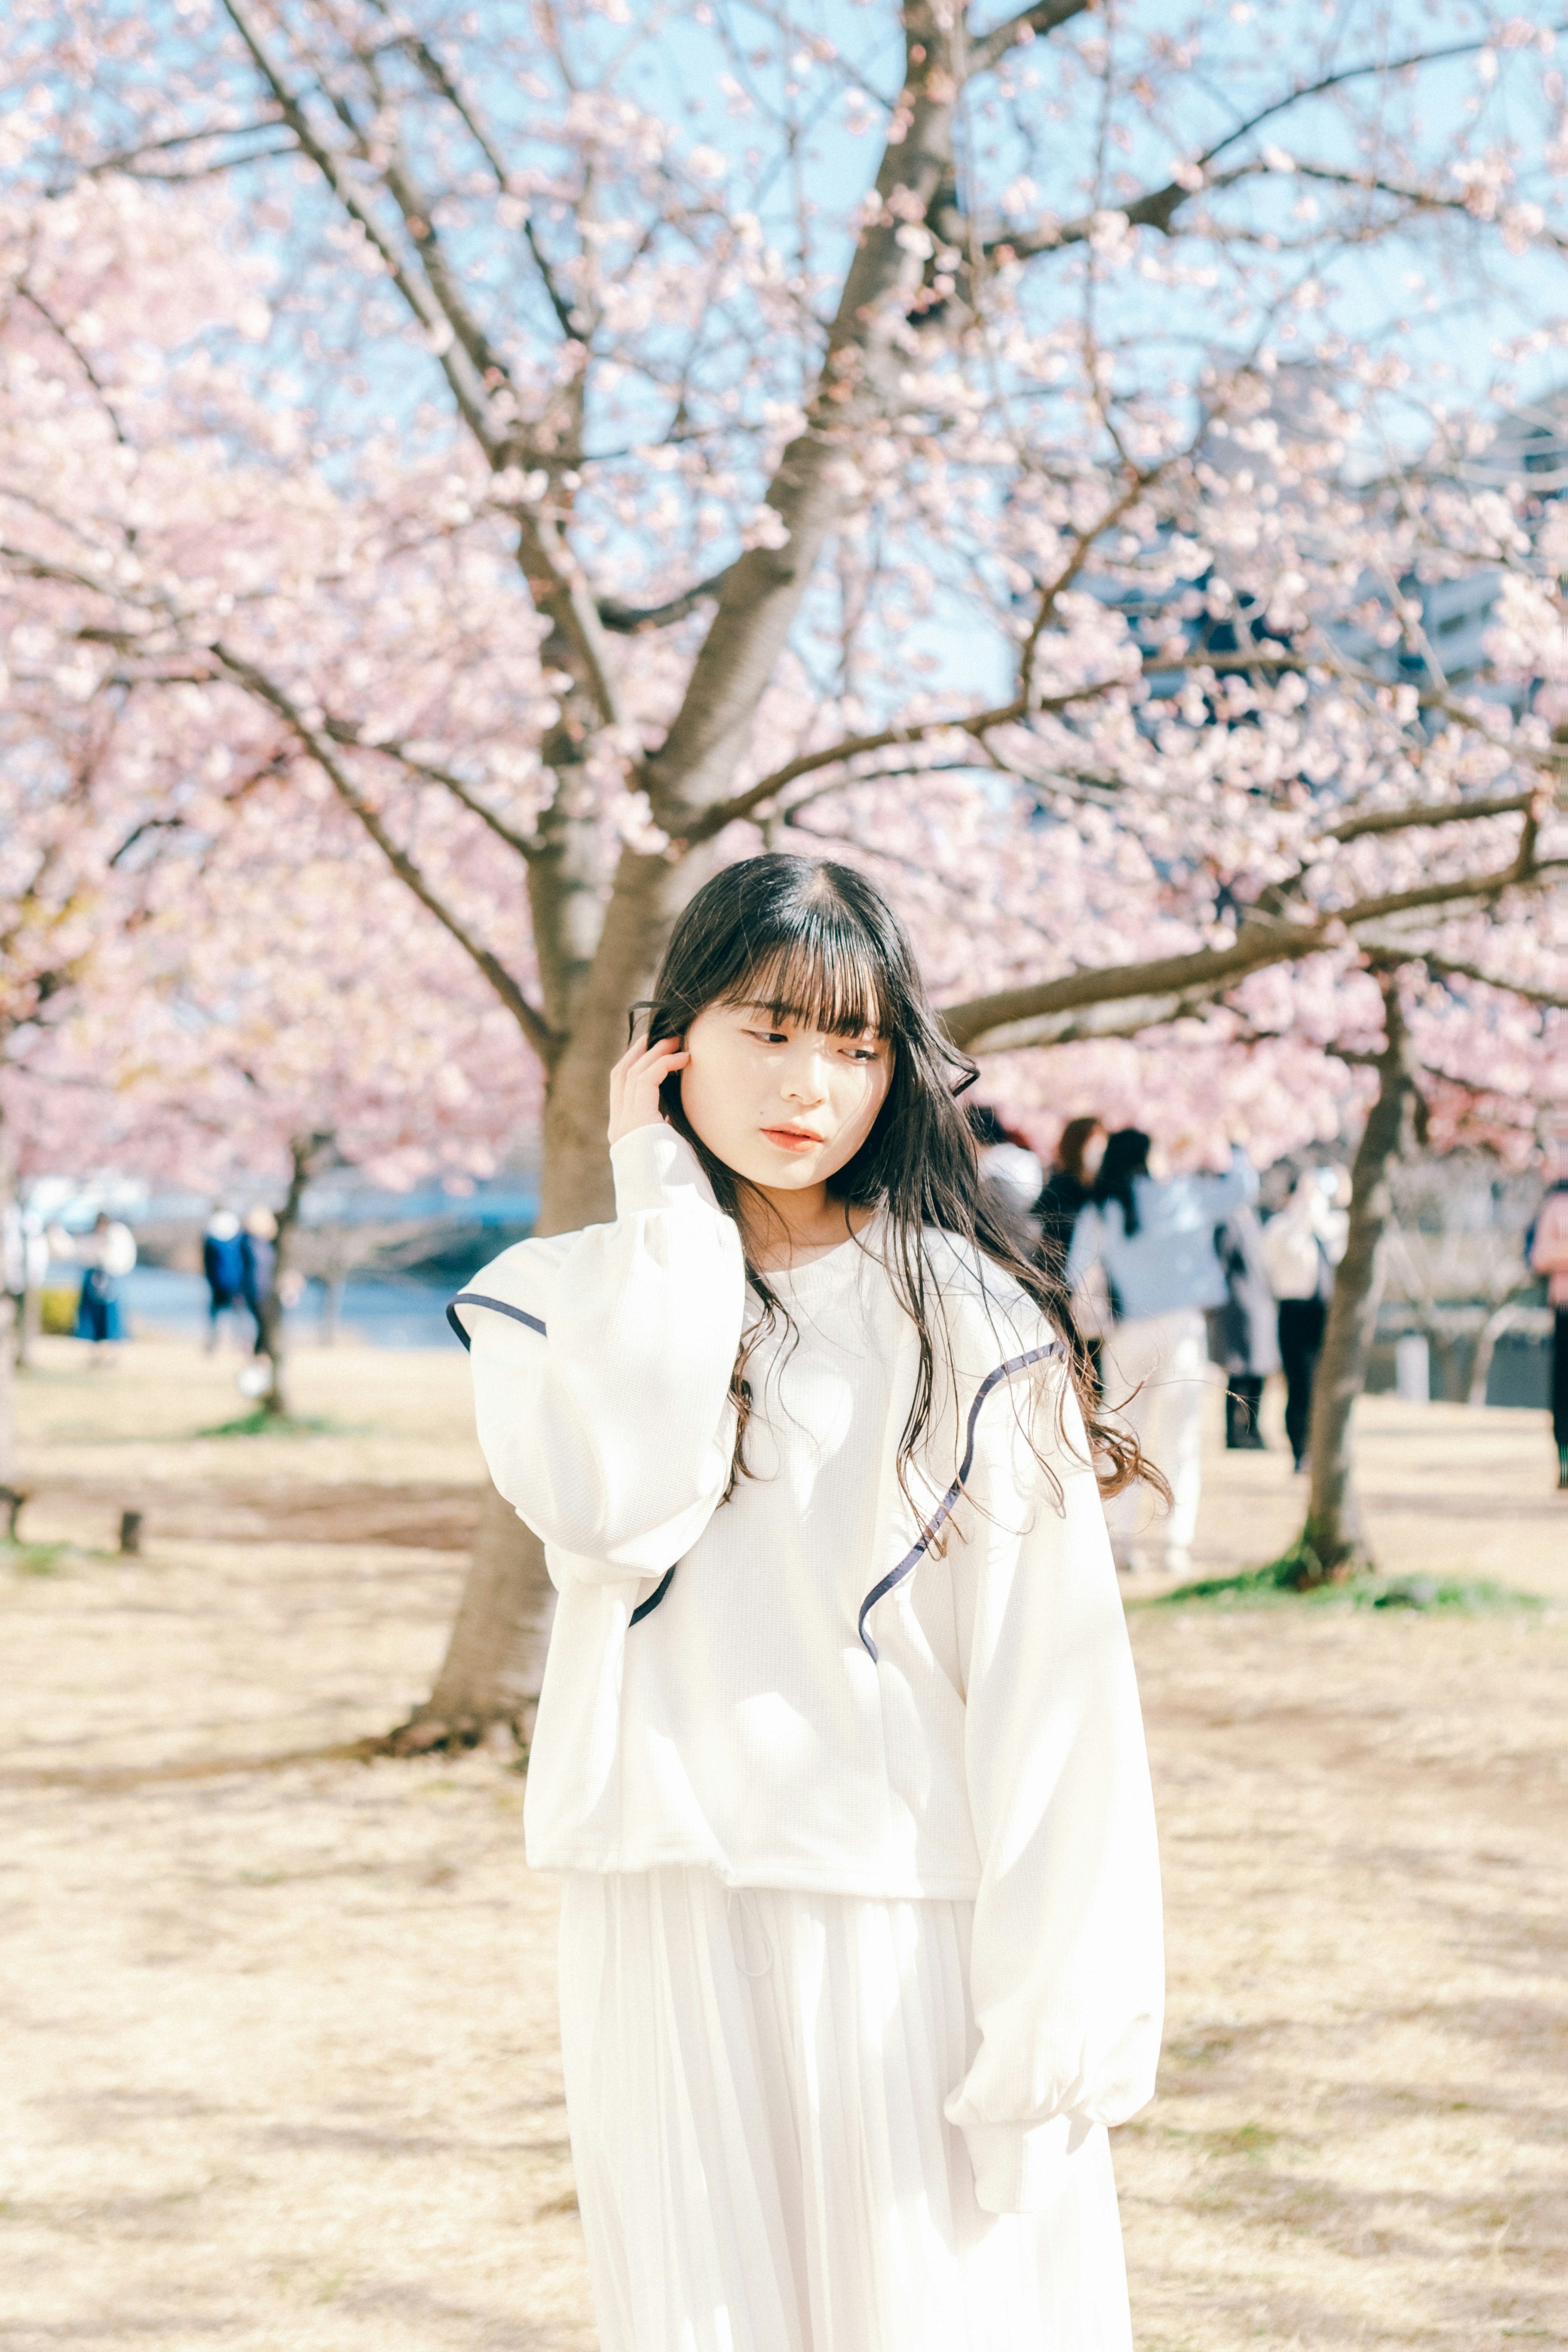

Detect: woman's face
678,999,893,1193
1080,1125,1108,1183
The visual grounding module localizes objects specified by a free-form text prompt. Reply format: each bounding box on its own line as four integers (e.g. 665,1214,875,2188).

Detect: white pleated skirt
557,1869,1133,2352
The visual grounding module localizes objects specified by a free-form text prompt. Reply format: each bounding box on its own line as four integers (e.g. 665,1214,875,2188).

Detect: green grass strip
195,1409,345,1439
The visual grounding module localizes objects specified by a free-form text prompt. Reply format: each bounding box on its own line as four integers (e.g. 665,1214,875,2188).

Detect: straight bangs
717,922,889,1042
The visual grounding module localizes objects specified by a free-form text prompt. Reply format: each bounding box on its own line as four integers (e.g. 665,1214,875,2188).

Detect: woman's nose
782,1050,828,1103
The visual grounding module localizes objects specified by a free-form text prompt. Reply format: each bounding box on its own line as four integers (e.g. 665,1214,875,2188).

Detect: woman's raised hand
608,1032,690,1144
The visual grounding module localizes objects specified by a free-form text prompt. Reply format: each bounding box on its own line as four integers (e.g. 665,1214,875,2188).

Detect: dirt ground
3,1334,1564,2352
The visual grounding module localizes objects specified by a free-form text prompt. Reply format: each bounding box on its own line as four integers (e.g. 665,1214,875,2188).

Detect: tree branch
1317,790,1540,846
969,0,1092,75
978,32,1543,259
365,2,579,338
1419,956,1568,1012
215,0,624,736
597,569,732,634
17,288,130,445
217,0,503,457
940,856,1555,1054
207,642,559,1062
319,719,540,862
685,675,1127,842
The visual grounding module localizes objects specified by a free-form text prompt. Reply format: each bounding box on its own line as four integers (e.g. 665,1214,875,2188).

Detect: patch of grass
1150,1548,1543,1617
1207,2122,1281,2164
3,1539,74,1577
195,1409,346,1439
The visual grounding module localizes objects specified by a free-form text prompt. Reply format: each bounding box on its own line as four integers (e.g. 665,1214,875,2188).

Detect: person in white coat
452,856,1164,2352
1260,1167,1350,1471
1065,1127,1258,1576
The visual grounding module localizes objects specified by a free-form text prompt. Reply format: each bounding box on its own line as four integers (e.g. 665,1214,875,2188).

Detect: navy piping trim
445,1292,547,1352
629,1565,677,1627
857,1341,1060,1662
445,1289,675,1628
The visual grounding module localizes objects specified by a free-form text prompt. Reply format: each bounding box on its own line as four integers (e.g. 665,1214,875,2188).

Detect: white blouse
454,1122,1164,2212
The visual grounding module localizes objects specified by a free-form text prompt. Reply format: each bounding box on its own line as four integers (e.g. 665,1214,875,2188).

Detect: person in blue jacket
202,1209,247,1352
1066,1125,1257,1575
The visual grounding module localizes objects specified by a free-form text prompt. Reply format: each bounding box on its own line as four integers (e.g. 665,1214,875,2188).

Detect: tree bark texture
0,1138,18,1515
1301,978,1415,1580
408,1479,557,1751
257,1131,332,1419
0,1286,15,1503
396,1065,625,1749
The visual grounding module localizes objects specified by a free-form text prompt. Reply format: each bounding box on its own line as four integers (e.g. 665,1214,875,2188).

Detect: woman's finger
608,1040,688,1141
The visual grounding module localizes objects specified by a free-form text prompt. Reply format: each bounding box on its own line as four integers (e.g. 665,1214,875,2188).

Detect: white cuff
960,2114,1093,2215
609,1124,719,1216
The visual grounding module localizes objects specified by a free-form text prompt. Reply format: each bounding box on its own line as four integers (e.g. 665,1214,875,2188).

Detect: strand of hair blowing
636,854,1163,1515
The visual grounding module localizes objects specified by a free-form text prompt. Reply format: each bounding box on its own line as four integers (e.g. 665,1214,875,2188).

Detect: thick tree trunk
403,1482,556,1751
1300,978,1414,1581
391,1068,622,1752
16,1280,40,1367
0,1286,15,1502
257,1131,332,1419
0,1155,22,1540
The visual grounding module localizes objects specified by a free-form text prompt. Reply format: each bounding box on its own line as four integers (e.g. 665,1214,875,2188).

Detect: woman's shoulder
920,1228,1058,1350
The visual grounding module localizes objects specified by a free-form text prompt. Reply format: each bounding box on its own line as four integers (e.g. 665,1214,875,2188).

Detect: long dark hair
641,855,1156,1510
1096,1128,1152,1238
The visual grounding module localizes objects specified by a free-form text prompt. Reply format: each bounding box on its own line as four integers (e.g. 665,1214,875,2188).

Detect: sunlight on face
679,1001,893,1194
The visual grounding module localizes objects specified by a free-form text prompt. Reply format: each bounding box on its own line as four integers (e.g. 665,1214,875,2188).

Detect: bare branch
978,33,1550,261
969,0,1092,75
53,119,291,189
365,5,579,338
598,569,732,634
217,1,504,454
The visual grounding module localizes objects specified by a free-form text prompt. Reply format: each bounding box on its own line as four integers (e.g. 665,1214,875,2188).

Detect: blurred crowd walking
967,1106,1390,1576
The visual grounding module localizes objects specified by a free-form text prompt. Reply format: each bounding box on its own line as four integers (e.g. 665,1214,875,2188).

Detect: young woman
451,857,1164,2352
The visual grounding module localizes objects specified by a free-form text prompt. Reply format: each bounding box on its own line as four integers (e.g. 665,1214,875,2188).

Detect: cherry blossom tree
11,777,539,1419
2,0,1566,1721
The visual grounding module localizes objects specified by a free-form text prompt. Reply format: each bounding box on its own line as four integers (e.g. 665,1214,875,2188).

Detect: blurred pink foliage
0,1,1563,1189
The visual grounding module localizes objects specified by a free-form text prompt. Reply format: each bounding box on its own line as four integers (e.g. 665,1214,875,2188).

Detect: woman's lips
762,1126,823,1152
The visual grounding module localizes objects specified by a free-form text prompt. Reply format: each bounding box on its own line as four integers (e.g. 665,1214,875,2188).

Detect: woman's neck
739,1181,875,1273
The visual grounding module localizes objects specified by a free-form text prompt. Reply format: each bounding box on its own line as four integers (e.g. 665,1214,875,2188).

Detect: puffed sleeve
944,1372,1164,2213
453,1124,746,1579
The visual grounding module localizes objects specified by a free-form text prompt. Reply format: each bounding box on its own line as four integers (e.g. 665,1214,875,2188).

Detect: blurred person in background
241,1206,278,1353
1526,1159,1568,1491
1261,1167,1350,1473
49,1210,137,1362
965,1104,1044,1254
3,1200,49,1365
202,1208,247,1353
1067,1126,1257,1575
1035,1116,1107,1281
1214,1200,1279,1450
